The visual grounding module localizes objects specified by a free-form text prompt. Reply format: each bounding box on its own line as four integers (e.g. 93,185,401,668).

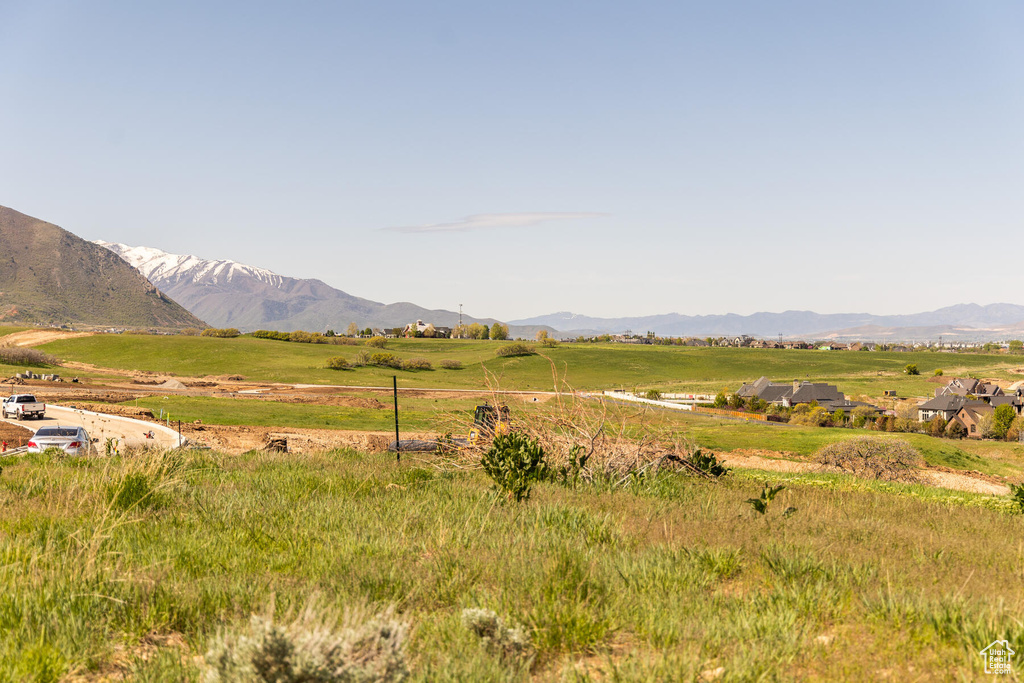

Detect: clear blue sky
2,1,1022,321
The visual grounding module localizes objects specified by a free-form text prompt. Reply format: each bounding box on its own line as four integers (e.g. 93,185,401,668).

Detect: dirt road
1,406,180,451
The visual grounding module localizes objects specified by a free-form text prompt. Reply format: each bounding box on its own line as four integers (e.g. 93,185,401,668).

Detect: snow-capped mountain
96,241,525,334
95,242,285,289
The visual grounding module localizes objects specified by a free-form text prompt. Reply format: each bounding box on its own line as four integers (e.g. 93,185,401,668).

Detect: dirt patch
181,423,427,454
719,448,1011,496
62,403,155,419
0,329,93,347
0,421,33,449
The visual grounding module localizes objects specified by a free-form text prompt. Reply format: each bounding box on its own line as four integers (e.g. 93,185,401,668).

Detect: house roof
759,385,794,403
737,376,771,398
918,395,972,411
790,382,843,404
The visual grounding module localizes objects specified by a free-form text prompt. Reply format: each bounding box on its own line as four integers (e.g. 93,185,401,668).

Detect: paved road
1,405,180,451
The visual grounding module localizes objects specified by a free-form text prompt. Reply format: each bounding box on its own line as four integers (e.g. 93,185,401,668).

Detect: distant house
990,389,1024,417
948,403,994,438
936,378,1004,399
735,377,879,413
917,395,984,422
402,320,451,338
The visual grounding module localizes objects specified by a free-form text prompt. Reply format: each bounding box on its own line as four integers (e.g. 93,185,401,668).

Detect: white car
28,426,94,456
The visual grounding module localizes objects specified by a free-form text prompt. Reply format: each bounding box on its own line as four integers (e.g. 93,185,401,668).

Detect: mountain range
96,241,548,336
510,305,1024,341
3,203,1021,342
0,205,203,329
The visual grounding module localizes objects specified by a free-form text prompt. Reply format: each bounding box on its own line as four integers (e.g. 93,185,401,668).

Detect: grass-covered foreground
1,448,1023,681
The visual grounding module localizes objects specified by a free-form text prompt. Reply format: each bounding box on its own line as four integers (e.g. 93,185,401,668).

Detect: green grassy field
130,393,481,433
0,325,31,338
0,447,1021,680
40,333,1023,397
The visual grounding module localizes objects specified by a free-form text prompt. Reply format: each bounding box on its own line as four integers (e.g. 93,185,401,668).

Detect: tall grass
0,447,1022,679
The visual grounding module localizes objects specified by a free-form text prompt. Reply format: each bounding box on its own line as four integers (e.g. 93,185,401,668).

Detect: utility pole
459,303,463,334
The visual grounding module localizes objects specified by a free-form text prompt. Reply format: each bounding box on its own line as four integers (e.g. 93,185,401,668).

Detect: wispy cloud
383,212,608,234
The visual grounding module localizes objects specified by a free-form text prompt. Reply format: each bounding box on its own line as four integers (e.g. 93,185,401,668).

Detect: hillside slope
97,242,546,335
0,206,205,328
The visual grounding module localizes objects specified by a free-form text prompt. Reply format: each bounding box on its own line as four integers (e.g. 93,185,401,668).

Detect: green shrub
481,432,546,502
366,336,388,349
368,352,402,369
439,359,462,370
326,357,349,370
201,328,240,338
904,364,919,376
401,358,432,371
934,369,944,376
496,343,535,358
251,329,291,341
644,389,662,401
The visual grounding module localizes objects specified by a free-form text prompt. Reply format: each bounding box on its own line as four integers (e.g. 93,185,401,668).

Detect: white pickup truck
2,394,46,420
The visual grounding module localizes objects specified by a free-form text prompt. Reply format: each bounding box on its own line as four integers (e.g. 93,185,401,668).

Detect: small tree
481,324,491,340
727,393,745,410
904,364,919,376
346,322,360,337
927,414,947,437
713,391,727,409
992,404,1016,440
535,329,549,341
481,432,545,502
946,420,966,439
490,323,509,340
423,323,436,338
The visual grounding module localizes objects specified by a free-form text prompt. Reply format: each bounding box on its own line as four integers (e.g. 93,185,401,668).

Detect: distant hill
511,304,1024,341
0,206,205,329
98,242,549,337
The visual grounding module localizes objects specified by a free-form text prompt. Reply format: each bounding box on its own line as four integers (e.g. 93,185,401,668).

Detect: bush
904,364,919,375
644,389,662,401
203,599,409,683
927,414,947,437
368,352,402,369
1007,416,1024,443
496,343,536,358
713,391,727,409
934,369,944,376
541,338,559,348
326,357,349,370
489,323,509,340
201,328,240,338
366,336,388,349
180,327,201,336
946,420,967,439
0,346,59,367
814,437,923,483
352,350,371,367
251,330,291,341
481,432,546,502
439,359,462,370
461,608,531,661
401,358,432,371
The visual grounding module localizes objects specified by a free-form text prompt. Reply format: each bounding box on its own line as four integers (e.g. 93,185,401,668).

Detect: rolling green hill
0,205,206,329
